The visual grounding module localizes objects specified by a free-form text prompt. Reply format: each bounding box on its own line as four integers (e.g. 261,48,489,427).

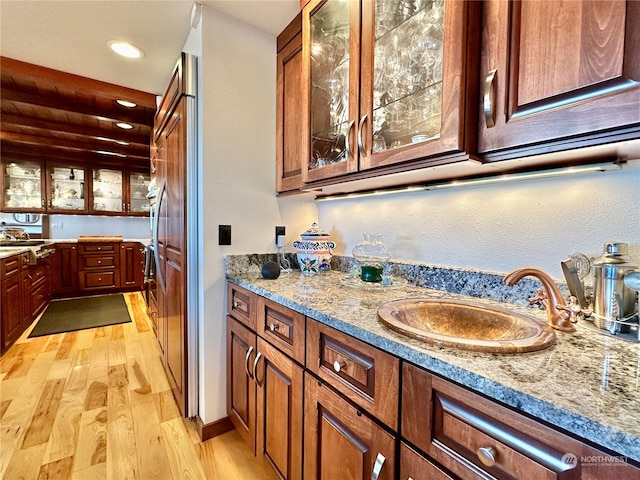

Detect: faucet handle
528,288,549,309
557,296,591,324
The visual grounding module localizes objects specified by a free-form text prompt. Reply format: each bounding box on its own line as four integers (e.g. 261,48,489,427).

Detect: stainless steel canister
591,242,639,334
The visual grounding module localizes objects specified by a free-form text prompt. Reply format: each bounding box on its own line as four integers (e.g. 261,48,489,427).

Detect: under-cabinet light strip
315,161,622,202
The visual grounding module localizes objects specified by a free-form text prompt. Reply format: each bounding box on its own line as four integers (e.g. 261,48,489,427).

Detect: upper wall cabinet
2,159,46,212
300,0,480,185
47,163,89,214
277,14,305,193
478,0,640,160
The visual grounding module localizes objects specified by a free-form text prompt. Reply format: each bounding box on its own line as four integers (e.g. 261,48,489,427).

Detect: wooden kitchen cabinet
78,242,120,291
300,0,481,185
54,243,78,294
478,0,640,160
1,252,30,354
276,13,304,193
46,163,89,213
1,159,46,212
306,317,400,430
119,242,144,288
226,283,304,480
303,371,396,480
29,257,52,320
402,362,640,480
91,167,150,216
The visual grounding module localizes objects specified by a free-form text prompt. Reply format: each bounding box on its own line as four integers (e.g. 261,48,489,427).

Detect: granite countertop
227,270,640,463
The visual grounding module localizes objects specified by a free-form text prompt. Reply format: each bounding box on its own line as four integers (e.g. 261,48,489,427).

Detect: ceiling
0,0,300,173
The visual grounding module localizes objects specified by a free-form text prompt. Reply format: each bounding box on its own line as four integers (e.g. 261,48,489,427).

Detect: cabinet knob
269,323,279,332
333,360,346,373
233,300,242,309
477,446,497,467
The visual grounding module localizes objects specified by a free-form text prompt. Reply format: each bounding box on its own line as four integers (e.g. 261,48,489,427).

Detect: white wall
199,6,316,424
47,214,150,239
318,160,640,280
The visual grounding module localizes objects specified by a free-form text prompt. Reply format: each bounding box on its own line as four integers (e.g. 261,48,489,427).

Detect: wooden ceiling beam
1,87,154,127
0,131,149,157
1,114,150,145
1,141,149,166
0,56,158,108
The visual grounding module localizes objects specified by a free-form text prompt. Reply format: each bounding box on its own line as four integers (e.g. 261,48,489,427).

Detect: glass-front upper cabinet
47,164,88,213
1,159,46,212
91,168,124,214
302,0,479,182
127,171,150,216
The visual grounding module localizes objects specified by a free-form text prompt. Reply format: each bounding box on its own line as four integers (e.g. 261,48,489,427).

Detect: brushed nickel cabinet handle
333,360,346,373
357,114,368,157
483,69,497,128
371,453,385,480
344,120,355,160
252,352,263,386
244,346,254,379
477,446,497,467
269,323,279,332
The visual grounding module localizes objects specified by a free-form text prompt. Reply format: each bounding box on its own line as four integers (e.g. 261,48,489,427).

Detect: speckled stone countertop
0,238,149,260
226,260,640,464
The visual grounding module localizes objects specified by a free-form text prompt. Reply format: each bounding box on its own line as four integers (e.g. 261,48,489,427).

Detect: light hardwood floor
0,292,277,480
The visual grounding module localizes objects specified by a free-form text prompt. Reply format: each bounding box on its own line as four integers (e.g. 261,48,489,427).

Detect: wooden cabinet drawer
30,264,47,289
79,255,117,270
400,443,454,480
306,319,399,430
1,253,25,278
402,363,640,480
227,283,256,330
80,271,118,290
256,296,305,364
78,243,116,254
31,281,48,318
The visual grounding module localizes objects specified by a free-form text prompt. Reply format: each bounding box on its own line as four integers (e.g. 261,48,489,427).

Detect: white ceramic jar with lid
293,222,336,275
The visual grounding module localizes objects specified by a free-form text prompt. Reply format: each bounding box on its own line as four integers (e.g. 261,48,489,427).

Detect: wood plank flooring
0,292,277,480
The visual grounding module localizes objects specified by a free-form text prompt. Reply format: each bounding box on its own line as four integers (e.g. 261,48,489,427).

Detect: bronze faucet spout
503,267,576,332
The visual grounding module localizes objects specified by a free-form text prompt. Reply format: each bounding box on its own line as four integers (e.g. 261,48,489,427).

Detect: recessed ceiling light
97,150,126,158
116,99,137,108
116,122,133,130
107,40,144,59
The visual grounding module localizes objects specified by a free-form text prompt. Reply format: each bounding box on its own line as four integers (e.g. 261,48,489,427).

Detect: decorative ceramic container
352,233,390,282
293,223,336,275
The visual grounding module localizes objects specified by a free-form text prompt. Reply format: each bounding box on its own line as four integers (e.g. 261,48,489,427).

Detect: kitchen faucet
503,267,578,332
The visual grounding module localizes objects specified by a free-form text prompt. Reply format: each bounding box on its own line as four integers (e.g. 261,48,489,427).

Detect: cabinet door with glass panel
46,163,89,213
127,170,151,216
91,167,124,214
1,159,46,213
302,0,480,183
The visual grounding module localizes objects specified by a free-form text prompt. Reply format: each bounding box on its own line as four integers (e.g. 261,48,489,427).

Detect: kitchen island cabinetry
478,0,640,160
300,0,480,185
226,283,304,480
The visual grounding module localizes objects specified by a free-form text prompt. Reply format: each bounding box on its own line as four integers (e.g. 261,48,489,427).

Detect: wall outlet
219,225,231,245
275,226,285,246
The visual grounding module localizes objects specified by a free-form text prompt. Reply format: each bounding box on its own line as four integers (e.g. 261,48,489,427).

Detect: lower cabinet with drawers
226,281,640,480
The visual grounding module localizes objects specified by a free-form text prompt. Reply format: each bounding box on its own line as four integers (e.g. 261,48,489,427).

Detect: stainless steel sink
377,298,556,353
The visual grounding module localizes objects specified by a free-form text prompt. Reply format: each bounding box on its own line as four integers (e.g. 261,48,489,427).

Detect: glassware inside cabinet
372,0,444,151
129,172,150,214
3,160,43,209
49,166,85,211
310,0,351,170
92,168,123,213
